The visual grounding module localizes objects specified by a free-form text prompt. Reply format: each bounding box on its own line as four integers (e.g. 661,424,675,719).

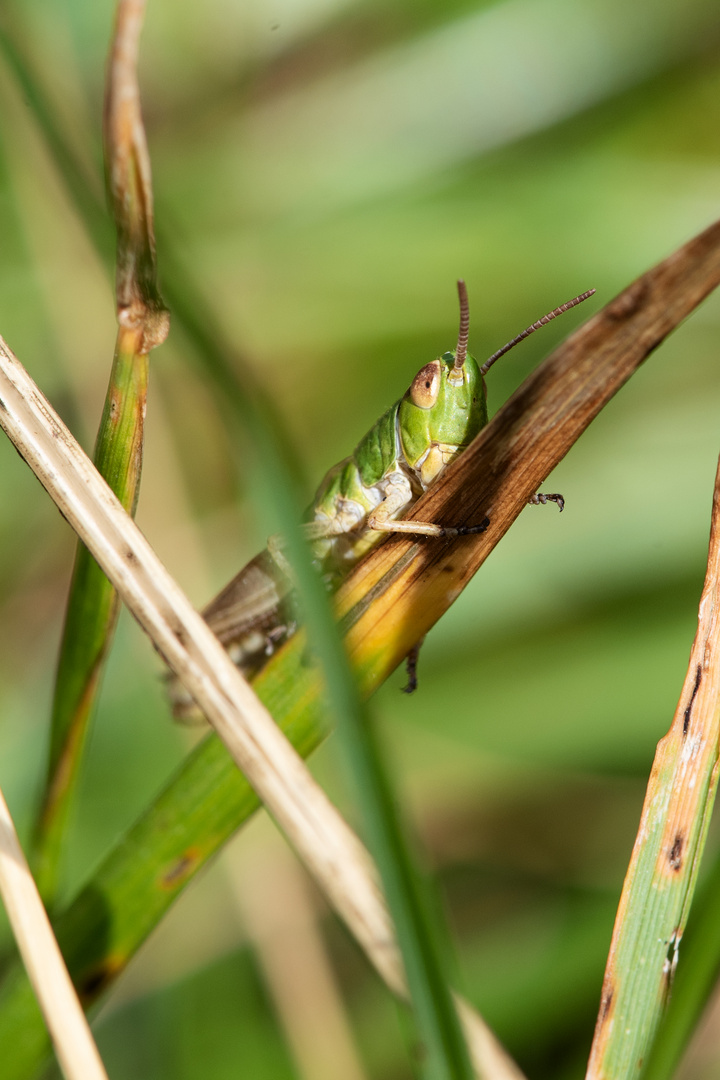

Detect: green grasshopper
171,281,594,716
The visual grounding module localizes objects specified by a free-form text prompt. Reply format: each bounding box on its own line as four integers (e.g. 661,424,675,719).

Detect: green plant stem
32,328,148,903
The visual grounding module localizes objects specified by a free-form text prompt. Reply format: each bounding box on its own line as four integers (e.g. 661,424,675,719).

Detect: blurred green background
1,0,720,1077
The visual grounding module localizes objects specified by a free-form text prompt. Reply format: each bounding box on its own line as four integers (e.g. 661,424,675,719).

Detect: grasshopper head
398,281,487,486
398,281,596,487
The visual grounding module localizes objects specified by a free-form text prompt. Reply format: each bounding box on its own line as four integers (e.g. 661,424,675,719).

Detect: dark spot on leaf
160,847,202,888
78,955,125,1003
683,665,702,737
79,968,111,999
669,833,684,871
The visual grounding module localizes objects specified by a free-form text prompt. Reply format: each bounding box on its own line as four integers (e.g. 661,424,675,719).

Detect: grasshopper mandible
171,281,594,716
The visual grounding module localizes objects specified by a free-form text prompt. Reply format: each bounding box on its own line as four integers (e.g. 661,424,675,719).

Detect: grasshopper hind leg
402,638,425,694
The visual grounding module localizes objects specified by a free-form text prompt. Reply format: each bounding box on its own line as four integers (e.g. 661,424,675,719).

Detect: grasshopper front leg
367,473,490,539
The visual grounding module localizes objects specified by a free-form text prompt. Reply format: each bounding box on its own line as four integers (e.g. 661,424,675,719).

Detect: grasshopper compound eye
409,360,441,408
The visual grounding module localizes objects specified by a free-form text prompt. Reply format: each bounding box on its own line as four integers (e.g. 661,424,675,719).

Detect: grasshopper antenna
453,278,470,371
479,288,596,377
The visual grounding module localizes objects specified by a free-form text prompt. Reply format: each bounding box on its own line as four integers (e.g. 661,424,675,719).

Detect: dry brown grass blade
585,452,720,1077
338,218,720,688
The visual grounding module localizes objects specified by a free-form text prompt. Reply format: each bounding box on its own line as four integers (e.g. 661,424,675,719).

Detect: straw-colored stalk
0,786,108,1080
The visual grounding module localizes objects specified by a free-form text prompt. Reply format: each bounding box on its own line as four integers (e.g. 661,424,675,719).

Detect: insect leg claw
528,492,564,512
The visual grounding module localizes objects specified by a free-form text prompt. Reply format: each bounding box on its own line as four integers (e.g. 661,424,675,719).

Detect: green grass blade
336,711,475,1080
32,343,149,902
642,850,720,1080
586,458,720,1078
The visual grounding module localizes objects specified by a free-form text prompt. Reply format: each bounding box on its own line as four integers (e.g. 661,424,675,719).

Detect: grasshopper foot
402,638,425,694
528,492,564,512
438,515,490,539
